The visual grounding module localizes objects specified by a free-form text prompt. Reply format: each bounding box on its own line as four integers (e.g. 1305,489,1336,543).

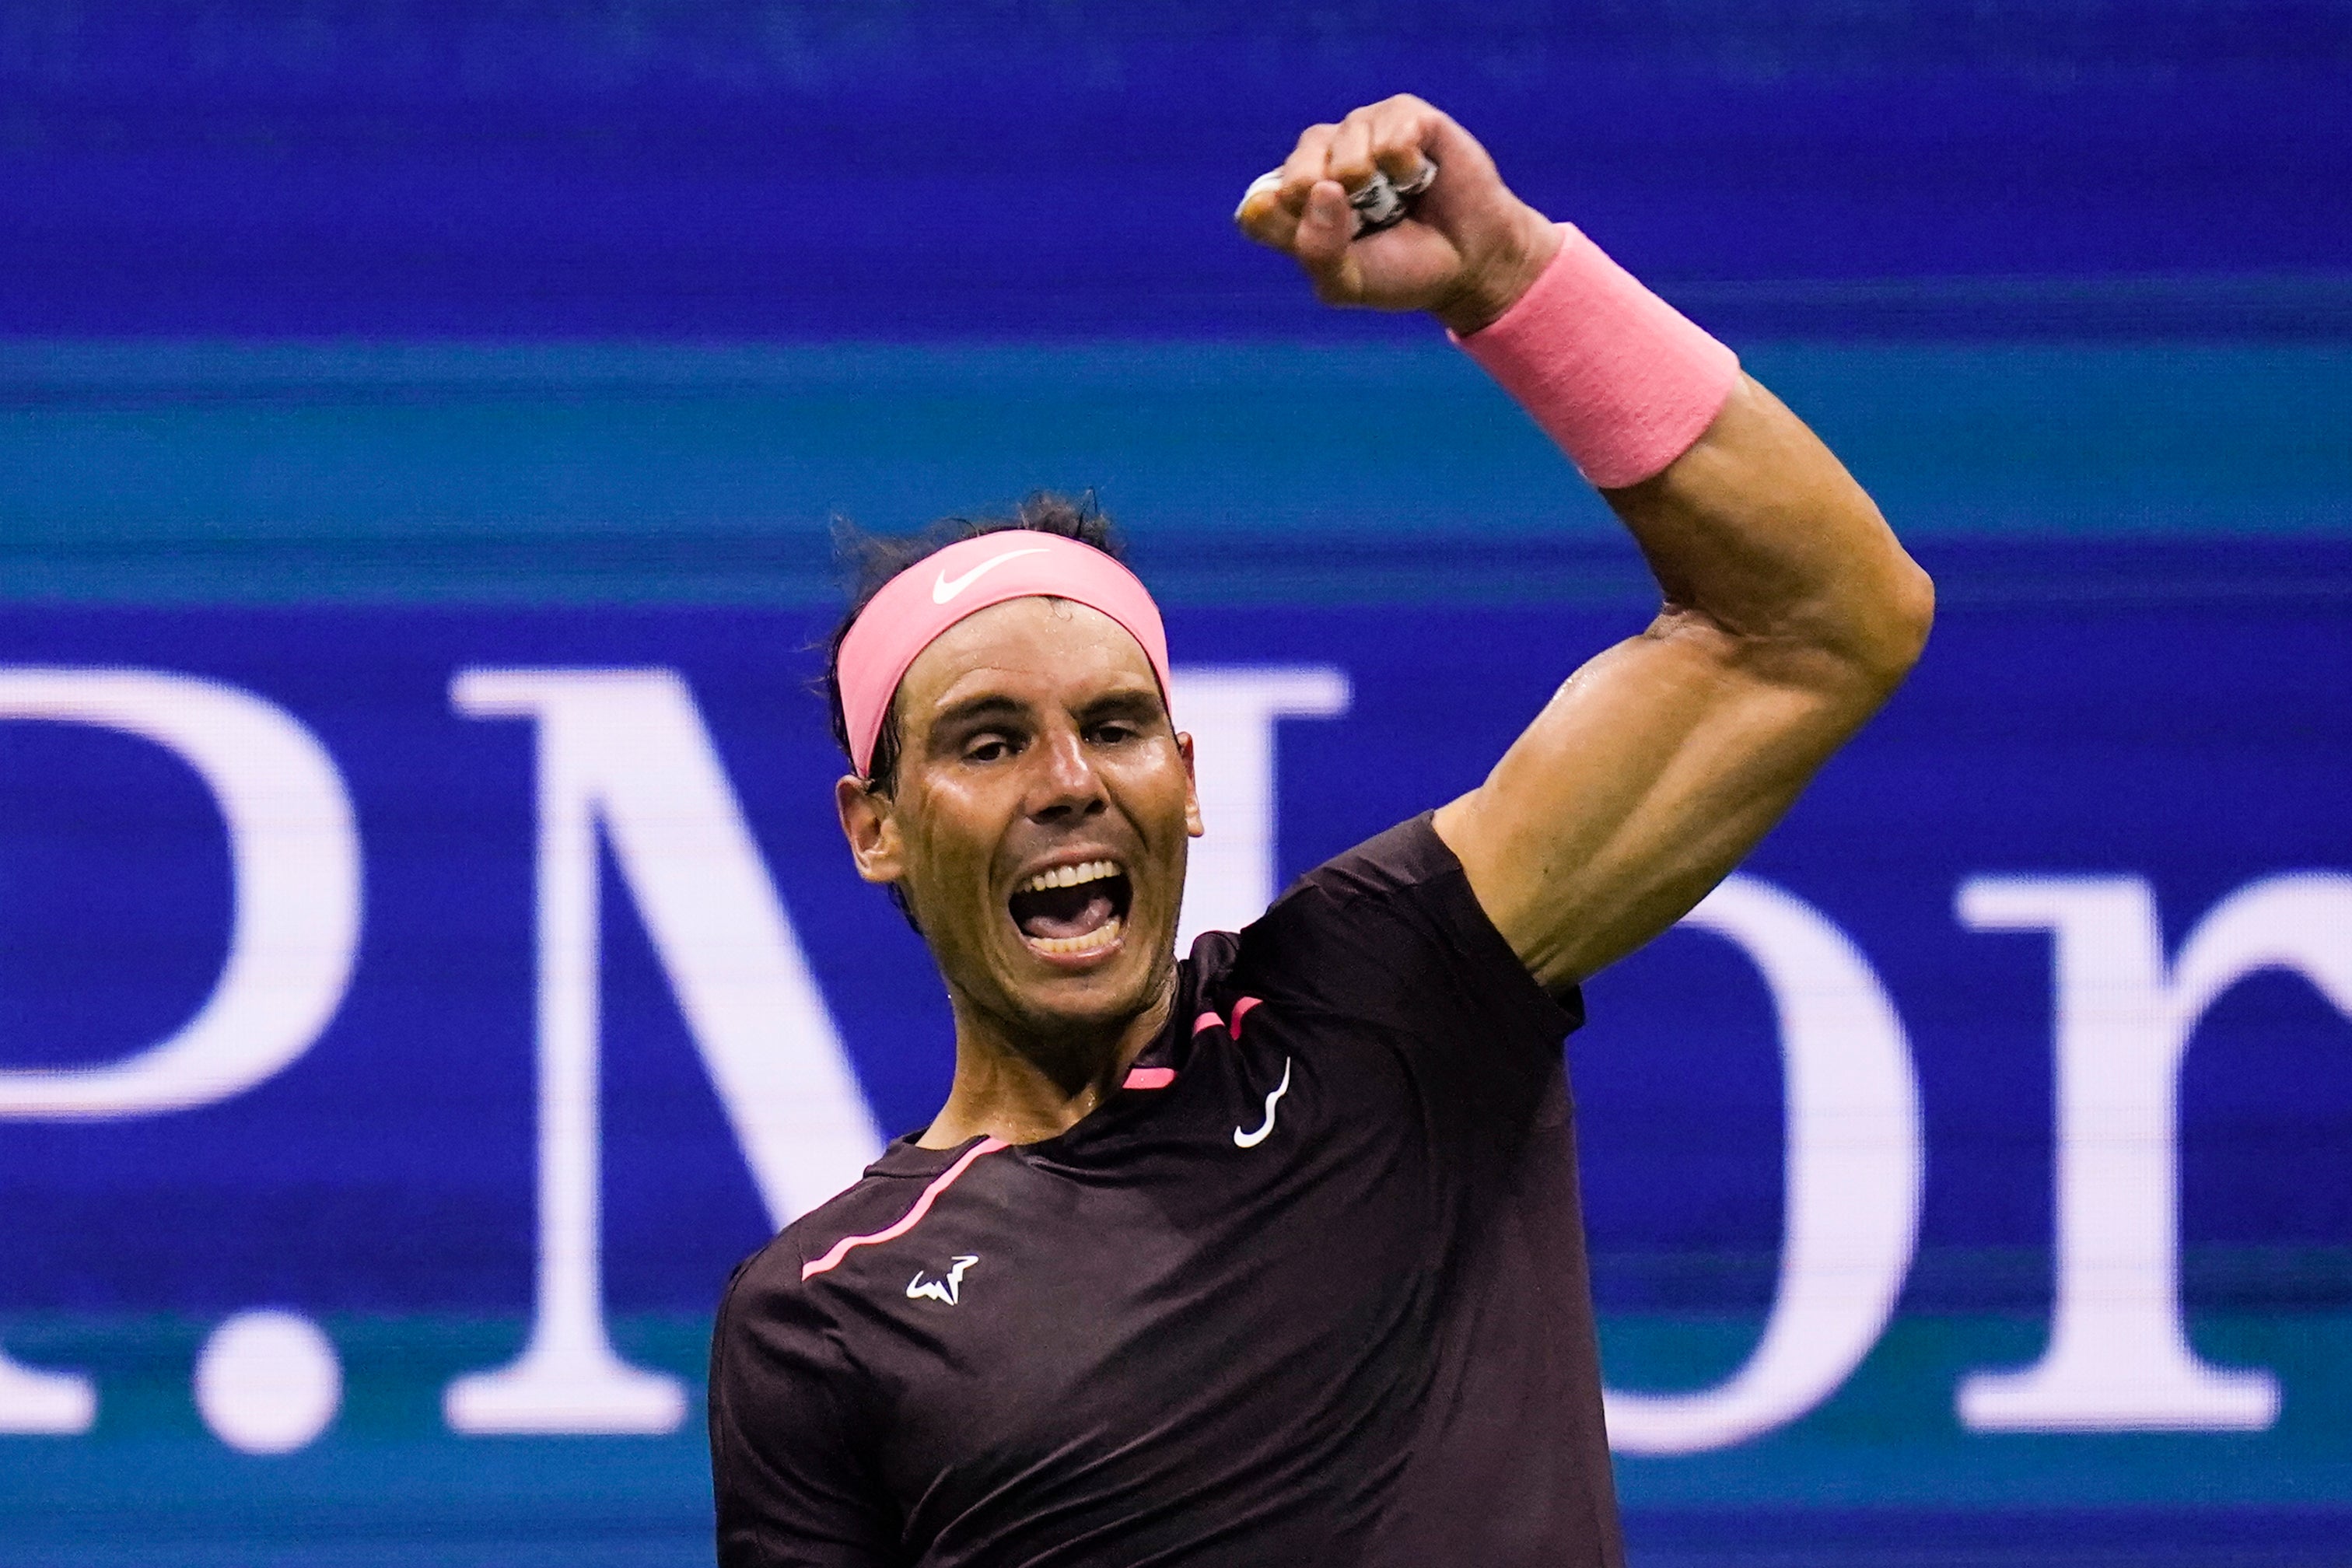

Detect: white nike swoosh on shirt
932,547,1049,604
1233,1056,1292,1149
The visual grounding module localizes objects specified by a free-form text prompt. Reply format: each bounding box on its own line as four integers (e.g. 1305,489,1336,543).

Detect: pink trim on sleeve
1454,223,1738,490
800,1136,1009,1282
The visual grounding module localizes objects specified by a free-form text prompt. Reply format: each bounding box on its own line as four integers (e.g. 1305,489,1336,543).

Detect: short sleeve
1229,813,1584,1118
709,1255,899,1568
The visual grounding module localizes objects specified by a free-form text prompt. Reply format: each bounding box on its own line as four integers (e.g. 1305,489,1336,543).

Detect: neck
916,975,1177,1149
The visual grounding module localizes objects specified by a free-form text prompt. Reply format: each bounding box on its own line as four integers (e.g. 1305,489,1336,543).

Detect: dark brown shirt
709,815,1621,1566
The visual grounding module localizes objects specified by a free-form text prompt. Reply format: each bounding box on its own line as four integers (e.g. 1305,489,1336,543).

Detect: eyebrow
927,694,1030,733
1075,688,1167,725
923,684,1166,740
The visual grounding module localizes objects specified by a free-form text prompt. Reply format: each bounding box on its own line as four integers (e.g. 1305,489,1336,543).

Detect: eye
962,731,1019,764
1088,720,1139,745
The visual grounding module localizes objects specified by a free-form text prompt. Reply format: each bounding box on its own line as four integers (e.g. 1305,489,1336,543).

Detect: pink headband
836,531,1173,776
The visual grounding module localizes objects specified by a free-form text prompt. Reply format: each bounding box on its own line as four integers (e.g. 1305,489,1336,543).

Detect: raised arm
1238,96,1933,989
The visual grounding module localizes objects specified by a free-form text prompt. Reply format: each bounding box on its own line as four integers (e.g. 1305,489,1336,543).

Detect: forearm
1458,228,1932,692
1607,375,1935,690
1242,96,1936,983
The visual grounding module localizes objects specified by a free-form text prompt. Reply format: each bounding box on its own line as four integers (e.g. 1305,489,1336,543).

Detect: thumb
1293,180,1360,299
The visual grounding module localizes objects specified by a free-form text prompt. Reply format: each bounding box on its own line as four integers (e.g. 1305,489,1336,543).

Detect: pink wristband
1454,223,1738,489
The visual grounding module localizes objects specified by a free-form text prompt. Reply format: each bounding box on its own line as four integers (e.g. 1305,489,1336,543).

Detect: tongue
1015,887,1116,941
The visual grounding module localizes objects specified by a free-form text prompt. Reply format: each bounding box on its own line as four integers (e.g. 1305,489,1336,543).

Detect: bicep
1432,611,1885,989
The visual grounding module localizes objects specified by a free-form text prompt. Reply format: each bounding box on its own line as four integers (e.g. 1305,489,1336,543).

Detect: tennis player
709,94,1932,1566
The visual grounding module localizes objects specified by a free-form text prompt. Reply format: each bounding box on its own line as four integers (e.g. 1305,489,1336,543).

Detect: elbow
1783,554,1932,700
1713,539,1937,701
1895,557,1938,668
1850,556,1936,692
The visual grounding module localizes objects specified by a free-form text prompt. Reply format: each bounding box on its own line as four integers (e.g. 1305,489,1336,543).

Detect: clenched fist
1235,95,1562,336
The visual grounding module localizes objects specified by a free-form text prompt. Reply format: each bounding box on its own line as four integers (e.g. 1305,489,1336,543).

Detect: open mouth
1007,859,1134,958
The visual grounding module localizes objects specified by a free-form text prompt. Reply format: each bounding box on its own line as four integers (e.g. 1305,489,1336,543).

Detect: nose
1025,723,1108,824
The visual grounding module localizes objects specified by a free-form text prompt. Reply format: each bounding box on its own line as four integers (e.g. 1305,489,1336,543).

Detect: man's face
837,597,1202,1041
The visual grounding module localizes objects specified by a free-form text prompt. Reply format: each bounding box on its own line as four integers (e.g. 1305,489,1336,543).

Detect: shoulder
717,1170,923,1338
710,1180,908,1541
1272,814,1518,950
1227,814,1584,1040
1286,812,1469,907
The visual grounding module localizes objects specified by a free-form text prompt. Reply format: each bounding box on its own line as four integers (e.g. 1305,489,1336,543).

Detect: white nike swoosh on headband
933,547,1050,604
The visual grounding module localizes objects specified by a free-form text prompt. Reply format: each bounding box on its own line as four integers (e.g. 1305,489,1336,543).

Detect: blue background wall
2,5,2349,1565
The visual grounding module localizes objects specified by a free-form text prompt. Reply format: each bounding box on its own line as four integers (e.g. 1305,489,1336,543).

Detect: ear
1176,731,1205,839
835,774,908,885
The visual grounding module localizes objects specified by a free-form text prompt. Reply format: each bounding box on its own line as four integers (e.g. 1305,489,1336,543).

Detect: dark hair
824,491,1128,796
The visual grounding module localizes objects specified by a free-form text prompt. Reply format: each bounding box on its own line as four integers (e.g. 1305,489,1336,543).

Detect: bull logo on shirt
906,1255,980,1307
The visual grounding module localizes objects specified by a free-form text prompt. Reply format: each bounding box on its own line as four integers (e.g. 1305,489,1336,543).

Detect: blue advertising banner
2,586,2347,1563
7,2,2350,340
5,5,2350,1559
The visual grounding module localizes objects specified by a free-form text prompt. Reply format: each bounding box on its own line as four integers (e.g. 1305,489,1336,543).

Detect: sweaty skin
1237,93,1934,989
836,597,1203,1148
844,93,1930,1150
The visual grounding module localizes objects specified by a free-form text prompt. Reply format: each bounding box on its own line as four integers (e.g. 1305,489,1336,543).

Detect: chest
821,1032,1445,1535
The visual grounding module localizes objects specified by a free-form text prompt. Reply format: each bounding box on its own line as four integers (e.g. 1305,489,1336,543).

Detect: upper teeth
1020,859,1120,894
